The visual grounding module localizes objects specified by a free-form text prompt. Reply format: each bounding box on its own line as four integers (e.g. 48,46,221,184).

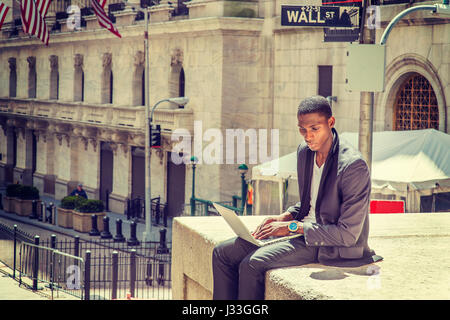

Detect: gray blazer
287,128,376,262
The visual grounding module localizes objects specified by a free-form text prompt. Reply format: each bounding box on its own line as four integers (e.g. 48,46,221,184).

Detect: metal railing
18,241,86,300
186,198,235,216
0,223,172,300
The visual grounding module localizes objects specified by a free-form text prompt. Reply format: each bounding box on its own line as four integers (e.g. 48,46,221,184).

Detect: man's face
77,186,82,191
297,113,335,152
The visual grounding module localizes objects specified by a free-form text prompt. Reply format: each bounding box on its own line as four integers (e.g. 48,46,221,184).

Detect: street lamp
190,155,199,216
238,164,248,214
143,96,189,242
125,1,190,241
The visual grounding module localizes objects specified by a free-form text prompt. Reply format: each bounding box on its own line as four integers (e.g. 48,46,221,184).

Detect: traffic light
150,124,161,148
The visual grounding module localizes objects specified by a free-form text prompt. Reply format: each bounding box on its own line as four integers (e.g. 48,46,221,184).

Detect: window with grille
394,73,439,131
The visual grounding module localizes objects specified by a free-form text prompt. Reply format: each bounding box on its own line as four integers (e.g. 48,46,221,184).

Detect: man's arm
302,159,371,247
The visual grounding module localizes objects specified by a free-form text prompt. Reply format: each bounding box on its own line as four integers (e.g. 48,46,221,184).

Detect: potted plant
72,199,106,233
57,196,86,228
3,184,21,213
15,185,40,216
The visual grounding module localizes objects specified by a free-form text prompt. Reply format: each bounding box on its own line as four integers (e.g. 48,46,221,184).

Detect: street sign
323,27,360,42
281,5,360,28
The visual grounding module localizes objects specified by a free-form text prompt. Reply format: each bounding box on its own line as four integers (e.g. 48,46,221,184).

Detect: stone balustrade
0,98,194,134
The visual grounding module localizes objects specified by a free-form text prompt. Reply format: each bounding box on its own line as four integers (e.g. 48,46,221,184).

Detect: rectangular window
318,65,332,98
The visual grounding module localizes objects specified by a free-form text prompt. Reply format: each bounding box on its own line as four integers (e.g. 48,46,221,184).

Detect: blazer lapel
315,129,339,219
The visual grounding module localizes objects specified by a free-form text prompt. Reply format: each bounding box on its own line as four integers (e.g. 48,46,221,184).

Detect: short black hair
297,95,332,119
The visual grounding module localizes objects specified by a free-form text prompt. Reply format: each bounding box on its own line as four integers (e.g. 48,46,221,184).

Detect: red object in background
370,200,405,214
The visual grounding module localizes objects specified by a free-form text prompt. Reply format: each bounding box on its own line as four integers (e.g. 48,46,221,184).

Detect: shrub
60,196,87,210
17,185,40,200
76,199,104,213
6,184,22,197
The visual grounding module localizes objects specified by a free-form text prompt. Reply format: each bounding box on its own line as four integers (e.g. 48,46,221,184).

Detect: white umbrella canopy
340,129,450,185
253,129,450,186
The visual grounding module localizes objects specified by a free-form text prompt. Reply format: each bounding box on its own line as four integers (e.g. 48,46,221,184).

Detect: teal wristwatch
288,221,299,233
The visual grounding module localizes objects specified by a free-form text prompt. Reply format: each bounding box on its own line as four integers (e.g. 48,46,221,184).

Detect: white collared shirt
303,152,324,223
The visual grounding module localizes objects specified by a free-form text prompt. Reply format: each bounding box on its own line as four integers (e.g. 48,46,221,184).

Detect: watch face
288,222,298,232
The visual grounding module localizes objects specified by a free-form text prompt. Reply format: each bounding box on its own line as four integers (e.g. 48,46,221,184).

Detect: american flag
91,0,121,38
20,0,52,45
35,0,51,18
0,2,9,31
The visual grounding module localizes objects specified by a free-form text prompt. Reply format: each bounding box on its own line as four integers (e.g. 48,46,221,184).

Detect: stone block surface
172,213,450,300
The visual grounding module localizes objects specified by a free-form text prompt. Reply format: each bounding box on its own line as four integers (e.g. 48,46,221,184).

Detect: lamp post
238,164,248,214
190,156,198,216
143,96,189,242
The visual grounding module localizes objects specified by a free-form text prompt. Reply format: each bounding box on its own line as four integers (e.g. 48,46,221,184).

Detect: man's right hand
251,212,294,237
252,217,278,237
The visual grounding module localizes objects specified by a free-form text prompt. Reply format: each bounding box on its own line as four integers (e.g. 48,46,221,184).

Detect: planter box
15,199,38,216
73,211,106,233
57,207,74,229
3,196,16,213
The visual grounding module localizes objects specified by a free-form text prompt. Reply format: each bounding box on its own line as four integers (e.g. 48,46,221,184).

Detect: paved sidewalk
0,263,78,300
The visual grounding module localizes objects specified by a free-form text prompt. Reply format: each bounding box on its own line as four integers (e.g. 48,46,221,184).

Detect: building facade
0,0,448,216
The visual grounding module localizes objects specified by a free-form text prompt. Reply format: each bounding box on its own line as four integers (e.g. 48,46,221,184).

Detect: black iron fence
0,223,172,300
126,196,168,227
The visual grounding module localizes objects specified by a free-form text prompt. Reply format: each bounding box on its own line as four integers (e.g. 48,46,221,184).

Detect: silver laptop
213,203,302,247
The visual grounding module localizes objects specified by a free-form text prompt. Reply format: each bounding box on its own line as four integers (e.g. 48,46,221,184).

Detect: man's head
77,183,83,191
297,96,335,153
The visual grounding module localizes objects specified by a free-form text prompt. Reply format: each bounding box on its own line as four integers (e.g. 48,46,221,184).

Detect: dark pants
212,236,318,300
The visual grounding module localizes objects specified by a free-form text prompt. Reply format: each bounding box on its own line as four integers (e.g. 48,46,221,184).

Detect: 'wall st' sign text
281,5,360,28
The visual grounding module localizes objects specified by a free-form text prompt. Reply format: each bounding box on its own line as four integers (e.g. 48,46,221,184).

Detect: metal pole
111,251,118,300
33,235,39,291
143,6,152,242
13,225,17,279
145,98,169,240
84,250,91,300
190,164,196,216
380,5,437,45
129,249,136,298
358,0,375,173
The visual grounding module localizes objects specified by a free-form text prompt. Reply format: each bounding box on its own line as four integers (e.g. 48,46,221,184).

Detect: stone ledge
171,213,450,300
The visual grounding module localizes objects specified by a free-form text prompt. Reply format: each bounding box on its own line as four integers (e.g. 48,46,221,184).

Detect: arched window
101,53,113,104
8,58,16,98
132,66,145,106
169,49,185,108
49,55,59,100
179,67,185,98
74,54,84,102
27,56,37,98
133,51,145,106
394,73,439,130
